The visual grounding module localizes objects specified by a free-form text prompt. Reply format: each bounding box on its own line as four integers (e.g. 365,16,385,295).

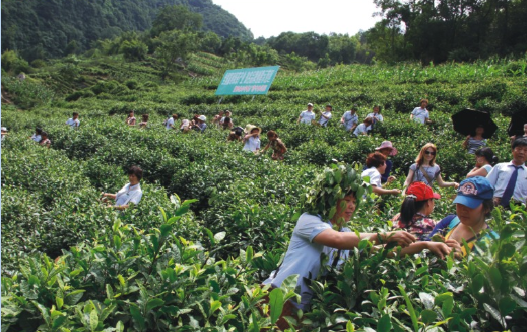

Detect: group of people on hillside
263,135,527,329
23,112,80,148
296,99,431,137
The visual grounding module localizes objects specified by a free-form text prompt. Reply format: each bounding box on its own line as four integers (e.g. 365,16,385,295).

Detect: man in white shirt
297,103,316,125
486,137,527,207
318,104,333,127
166,114,178,130
410,99,431,124
65,112,80,128
102,166,143,210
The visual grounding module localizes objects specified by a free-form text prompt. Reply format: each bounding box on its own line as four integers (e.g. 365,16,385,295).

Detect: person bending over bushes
361,152,400,196
102,166,143,210
353,117,373,137
260,130,287,160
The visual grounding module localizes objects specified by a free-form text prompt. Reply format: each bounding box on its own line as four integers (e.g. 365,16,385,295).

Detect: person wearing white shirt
102,166,143,210
297,103,316,125
410,99,430,124
30,128,43,142
341,105,359,132
367,105,383,124
166,114,178,130
486,138,527,207
262,163,425,326
318,104,333,127
243,126,261,153
1,127,7,141
360,152,400,196
65,112,80,128
353,117,373,137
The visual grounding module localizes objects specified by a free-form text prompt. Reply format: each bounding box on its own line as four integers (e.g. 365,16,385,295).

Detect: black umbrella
451,108,497,139
507,110,527,137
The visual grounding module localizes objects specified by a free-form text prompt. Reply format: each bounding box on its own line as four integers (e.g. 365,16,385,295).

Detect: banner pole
218,97,223,104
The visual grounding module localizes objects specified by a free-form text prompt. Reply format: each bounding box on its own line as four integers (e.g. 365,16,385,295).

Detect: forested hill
1,0,253,61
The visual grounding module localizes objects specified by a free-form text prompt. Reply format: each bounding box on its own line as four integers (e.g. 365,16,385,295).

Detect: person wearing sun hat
428,176,498,256
193,115,207,133
392,181,442,241
375,141,397,183
242,125,261,153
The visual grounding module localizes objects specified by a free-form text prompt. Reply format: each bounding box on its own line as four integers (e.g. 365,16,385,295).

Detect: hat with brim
375,141,398,156
307,103,314,107
406,181,441,201
244,124,261,135
1,127,7,132
453,195,483,209
198,115,206,121
453,176,494,209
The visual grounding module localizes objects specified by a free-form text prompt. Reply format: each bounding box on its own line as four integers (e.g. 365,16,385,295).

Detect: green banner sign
215,66,279,95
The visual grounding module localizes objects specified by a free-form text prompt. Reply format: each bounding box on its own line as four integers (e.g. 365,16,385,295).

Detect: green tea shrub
1,202,272,332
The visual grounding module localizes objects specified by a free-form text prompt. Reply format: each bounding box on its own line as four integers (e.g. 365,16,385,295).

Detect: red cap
406,182,441,201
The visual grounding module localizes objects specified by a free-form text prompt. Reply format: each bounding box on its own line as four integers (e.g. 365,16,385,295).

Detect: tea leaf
421,309,437,324
377,314,392,332
269,288,284,325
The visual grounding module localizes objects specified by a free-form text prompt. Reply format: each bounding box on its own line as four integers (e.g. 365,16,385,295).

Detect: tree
154,30,200,77
199,31,221,53
119,40,148,61
150,5,203,37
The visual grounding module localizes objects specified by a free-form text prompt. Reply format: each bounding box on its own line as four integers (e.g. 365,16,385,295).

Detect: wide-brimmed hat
375,141,398,156
244,124,261,135
307,103,314,107
198,115,207,121
406,182,441,201
453,176,494,209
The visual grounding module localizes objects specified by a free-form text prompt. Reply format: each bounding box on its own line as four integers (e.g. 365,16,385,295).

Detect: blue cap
453,176,494,209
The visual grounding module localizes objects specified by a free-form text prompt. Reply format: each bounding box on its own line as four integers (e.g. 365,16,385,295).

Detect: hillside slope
1,0,253,61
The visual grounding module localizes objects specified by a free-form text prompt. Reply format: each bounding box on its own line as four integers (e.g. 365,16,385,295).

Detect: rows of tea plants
2,59,527,331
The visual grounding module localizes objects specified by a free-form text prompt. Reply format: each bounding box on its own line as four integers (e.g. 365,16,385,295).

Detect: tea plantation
2,56,527,331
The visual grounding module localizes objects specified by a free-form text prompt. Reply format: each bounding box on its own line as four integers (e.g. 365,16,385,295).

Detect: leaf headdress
302,162,370,221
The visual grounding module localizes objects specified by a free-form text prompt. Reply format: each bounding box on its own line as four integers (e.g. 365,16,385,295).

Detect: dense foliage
1,0,253,61
2,55,527,331
369,0,527,63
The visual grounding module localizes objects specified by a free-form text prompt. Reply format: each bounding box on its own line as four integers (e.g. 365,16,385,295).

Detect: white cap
307,103,314,107
1,127,7,132
198,115,207,121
